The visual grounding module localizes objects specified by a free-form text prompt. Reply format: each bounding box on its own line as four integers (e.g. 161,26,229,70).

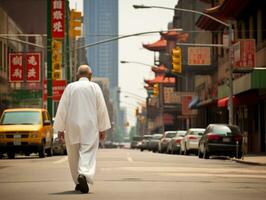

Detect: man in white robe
53,64,111,193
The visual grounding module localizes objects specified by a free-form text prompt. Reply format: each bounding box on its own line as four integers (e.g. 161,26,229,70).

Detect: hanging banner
26,52,41,82
51,0,65,38
233,39,256,68
9,53,24,82
52,39,62,80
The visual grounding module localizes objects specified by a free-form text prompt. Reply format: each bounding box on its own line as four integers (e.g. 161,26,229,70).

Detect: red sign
182,96,192,115
26,53,41,82
233,39,256,68
51,0,65,38
9,53,24,82
188,47,211,65
43,80,67,101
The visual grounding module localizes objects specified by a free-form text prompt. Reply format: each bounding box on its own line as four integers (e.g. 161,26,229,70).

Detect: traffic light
172,47,182,73
153,83,159,96
69,9,82,38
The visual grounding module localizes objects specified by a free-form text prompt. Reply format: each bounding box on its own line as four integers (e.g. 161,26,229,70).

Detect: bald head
77,65,92,80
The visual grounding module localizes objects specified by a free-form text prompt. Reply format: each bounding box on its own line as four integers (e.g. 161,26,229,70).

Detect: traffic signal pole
47,0,53,117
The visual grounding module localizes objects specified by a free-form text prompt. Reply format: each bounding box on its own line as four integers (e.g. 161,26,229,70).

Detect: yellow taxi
0,108,53,159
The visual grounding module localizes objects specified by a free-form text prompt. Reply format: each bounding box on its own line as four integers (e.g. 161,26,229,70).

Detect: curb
232,158,266,166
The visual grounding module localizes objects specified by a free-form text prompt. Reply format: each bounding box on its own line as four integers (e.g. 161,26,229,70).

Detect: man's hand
99,131,106,141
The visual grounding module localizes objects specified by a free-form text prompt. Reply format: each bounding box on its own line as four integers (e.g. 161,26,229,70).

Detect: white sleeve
96,85,111,132
53,85,70,132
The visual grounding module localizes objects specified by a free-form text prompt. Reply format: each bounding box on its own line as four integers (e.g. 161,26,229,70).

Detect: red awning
218,96,240,107
144,75,175,85
142,37,167,51
151,65,167,73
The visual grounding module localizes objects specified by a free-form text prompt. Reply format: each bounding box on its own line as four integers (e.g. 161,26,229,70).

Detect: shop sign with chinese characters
9,53,41,82
9,53,24,82
188,47,211,66
51,0,65,38
43,80,67,101
233,39,256,68
26,53,41,82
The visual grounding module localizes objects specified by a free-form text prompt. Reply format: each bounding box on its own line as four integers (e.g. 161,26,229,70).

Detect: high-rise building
83,0,118,92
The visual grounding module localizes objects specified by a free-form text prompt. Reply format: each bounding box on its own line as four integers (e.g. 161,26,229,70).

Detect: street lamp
133,4,234,125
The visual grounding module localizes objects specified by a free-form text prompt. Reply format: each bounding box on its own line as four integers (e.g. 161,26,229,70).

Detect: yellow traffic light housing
153,83,159,96
172,47,182,73
69,9,82,38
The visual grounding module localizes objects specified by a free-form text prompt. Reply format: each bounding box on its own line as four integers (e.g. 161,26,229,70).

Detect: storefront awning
218,96,240,107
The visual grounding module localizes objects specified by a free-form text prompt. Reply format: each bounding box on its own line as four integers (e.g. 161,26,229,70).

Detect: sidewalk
232,154,266,166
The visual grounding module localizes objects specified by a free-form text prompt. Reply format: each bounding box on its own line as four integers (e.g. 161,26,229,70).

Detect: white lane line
53,156,68,164
127,157,133,162
126,152,133,163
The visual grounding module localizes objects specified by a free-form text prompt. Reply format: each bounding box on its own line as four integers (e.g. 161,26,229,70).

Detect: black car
130,136,142,149
198,124,243,159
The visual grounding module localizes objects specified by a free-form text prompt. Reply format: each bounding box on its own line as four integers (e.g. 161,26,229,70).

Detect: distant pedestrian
54,64,111,193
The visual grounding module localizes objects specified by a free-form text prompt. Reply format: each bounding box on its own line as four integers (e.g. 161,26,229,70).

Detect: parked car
149,133,163,152
130,136,142,149
0,108,53,159
198,124,243,159
52,131,67,155
140,135,152,151
159,131,177,153
180,128,205,155
167,130,187,154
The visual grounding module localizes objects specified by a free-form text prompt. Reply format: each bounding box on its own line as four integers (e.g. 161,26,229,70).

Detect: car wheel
179,148,183,155
203,146,210,159
39,140,45,158
140,148,143,152
46,147,53,157
198,149,203,159
46,141,53,157
7,152,15,159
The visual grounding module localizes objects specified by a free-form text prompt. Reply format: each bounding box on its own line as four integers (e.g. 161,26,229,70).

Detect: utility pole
47,0,53,117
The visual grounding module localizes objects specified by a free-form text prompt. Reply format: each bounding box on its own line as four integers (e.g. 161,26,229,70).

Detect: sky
69,0,178,127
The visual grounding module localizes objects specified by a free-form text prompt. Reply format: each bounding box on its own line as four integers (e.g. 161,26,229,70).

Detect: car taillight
207,133,221,141
188,136,197,140
175,139,181,144
234,135,242,142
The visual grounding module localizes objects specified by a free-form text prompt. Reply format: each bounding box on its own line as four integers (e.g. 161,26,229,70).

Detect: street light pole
74,29,182,51
120,60,153,67
133,4,234,125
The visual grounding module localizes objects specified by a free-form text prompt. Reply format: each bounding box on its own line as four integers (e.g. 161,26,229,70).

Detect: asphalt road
0,149,266,200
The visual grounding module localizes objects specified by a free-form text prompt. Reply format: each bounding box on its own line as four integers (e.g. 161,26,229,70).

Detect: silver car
167,130,187,154
180,128,205,155
149,134,163,152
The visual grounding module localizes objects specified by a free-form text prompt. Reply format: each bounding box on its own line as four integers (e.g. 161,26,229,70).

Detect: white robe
53,77,111,145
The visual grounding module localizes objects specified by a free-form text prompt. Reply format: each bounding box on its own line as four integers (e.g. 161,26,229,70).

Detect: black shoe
77,174,89,193
75,184,81,191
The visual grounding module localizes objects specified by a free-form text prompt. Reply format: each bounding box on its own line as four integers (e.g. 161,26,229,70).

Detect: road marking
127,157,133,162
53,156,68,164
126,152,133,162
